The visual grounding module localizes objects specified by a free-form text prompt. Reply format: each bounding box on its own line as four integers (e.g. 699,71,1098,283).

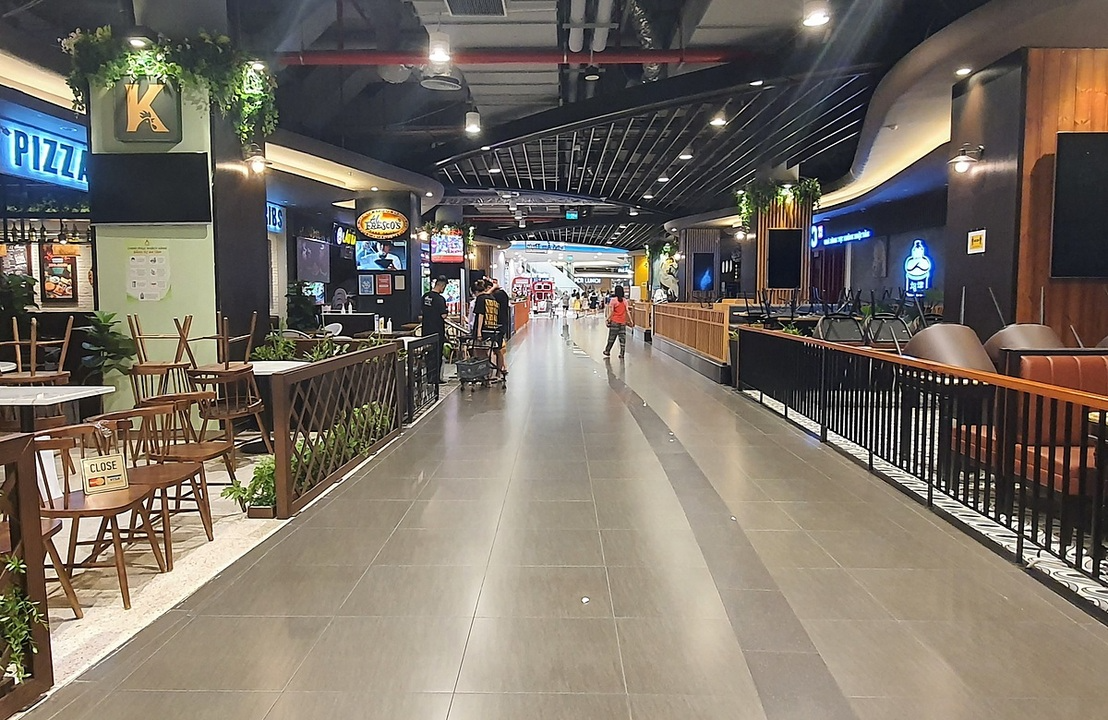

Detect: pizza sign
357,208,409,240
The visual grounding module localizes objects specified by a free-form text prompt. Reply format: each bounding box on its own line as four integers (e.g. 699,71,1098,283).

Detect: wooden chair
90,406,209,572
139,391,237,481
126,314,193,406
180,311,258,371
185,365,274,465
0,316,75,431
0,516,82,619
33,424,165,610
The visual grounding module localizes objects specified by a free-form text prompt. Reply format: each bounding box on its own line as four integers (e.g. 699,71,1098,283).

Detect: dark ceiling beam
280,46,753,67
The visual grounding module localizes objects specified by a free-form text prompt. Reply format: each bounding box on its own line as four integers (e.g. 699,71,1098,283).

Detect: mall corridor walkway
25,317,1108,720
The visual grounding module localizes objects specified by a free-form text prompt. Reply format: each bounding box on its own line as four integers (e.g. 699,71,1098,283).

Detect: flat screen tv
767,229,803,288
692,253,715,293
431,229,465,263
297,238,331,283
356,239,407,271
88,152,211,224
1052,132,1108,278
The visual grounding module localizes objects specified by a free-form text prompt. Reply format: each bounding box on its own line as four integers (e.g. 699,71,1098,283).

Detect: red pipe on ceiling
279,47,752,67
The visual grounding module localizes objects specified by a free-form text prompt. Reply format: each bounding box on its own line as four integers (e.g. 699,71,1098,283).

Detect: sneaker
603,352,611,357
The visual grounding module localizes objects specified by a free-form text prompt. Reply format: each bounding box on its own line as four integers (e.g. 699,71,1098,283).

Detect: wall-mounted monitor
356,239,407,271
431,228,465,263
767,229,803,288
1051,132,1108,278
88,152,211,224
297,238,331,283
692,253,715,293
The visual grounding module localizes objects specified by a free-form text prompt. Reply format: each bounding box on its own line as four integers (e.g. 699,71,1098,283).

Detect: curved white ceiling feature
823,0,1108,209
0,49,78,110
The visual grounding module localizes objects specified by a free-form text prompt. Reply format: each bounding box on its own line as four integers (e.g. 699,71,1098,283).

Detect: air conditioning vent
445,0,507,17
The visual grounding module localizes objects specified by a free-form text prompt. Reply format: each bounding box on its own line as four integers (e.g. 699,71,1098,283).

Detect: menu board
0,244,30,276
430,229,464,263
40,247,77,303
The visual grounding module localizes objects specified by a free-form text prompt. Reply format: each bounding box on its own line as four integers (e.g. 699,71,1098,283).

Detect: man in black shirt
490,278,513,341
472,281,506,377
421,276,448,383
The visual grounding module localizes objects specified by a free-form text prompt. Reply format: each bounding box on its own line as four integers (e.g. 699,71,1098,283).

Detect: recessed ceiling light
749,80,764,87
643,193,654,199
802,1,831,27
480,145,491,151
583,66,601,82
628,209,639,216
488,167,503,173
955,67,973,77
370,186,379,192
710,115,727,127
657,175,670,183
425,191,434,197
678,150,693,160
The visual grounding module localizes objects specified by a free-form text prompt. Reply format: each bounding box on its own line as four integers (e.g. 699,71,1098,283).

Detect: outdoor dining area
0,306,442,706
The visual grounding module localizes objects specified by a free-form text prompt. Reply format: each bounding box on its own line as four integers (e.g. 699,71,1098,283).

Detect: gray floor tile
83,691,278,720
286,616,471,692
497,500,598,529
745,531,839,569
725,502,802,530
398,500,504,530
505,477,595,502
591,478,681,504
373,528,495,566
718,590,817,653
265,692,451,720
588,459,666,479
340,473,435,500
810,531,948,570
448,693,630,720
616,617,758,696
81,609,190,683
119,616,329,691
417,477,512,502
753,478,857,503
255,527,393,568
16,680,111,720
744,652,858,720
338,565,485,616
698,542,779,590
489,527,604,566
512,457,590,479
198,562,363,616
299,499,412,529
851,696,993,720
770,569,892,621
433,457,516,479
628,694,767,720
456,617,625,693
600,529,707,568
476,566,612,618
594,498,693,530
607,565,728,619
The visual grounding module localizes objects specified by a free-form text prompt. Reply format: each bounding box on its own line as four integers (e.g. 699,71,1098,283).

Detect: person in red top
603,285,634,358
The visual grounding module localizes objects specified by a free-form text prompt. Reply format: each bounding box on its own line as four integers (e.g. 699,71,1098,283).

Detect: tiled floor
22,316,1108,720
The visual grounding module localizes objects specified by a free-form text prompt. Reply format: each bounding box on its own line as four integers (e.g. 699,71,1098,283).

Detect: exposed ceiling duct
592,0,615,52
568,0,586,53
444,0,507,16
626,0,662,81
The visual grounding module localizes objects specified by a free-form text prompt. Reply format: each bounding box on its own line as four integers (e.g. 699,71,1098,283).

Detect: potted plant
0,553,46,684
0,273,36,341
75,311,137,416
221,454,277,518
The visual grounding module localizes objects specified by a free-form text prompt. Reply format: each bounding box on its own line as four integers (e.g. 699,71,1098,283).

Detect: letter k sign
125,83,168,133
113,78,183,144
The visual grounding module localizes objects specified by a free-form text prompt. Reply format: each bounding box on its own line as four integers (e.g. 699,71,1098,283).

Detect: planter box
246,505,277,519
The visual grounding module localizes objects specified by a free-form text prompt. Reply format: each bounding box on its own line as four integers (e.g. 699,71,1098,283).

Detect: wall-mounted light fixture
428,31,451,64
465,110,482,134
244,144,268,174
802,1,831,27
949,143,984,173
125,26,156,49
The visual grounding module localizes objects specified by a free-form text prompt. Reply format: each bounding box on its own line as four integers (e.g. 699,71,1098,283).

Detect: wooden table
250,361,309,376
0,386,115,432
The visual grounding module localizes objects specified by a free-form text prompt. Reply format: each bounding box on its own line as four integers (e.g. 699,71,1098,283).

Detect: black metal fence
405,334,442,423
737,327,1108,599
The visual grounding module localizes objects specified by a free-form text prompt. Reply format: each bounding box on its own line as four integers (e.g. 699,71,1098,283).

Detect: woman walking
603,285,634,358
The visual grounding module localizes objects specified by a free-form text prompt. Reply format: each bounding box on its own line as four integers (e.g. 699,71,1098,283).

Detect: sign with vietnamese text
810,225,872,248
114,79,183,143
357,208,409,240
525,241,566,252
0,116,88,192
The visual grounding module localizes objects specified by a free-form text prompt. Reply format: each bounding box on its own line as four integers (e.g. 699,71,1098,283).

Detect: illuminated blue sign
565,208,579,220
810,225,872,248
266,202,285,234
0,115,88,192
904,238,933,296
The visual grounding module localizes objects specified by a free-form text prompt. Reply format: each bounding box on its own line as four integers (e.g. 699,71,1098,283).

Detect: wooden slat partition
652,303,729,364
756,195,814,299
630,302,653,333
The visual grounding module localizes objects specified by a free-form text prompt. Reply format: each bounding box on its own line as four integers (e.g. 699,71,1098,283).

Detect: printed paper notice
127,243,171,301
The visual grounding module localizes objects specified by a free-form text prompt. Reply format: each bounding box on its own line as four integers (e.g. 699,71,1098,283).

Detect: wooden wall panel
756,196,814,298
1017,48,1108,345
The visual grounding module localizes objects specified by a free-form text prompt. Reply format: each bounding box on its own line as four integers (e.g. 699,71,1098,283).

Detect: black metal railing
738,327,1108,594
405,334,441,423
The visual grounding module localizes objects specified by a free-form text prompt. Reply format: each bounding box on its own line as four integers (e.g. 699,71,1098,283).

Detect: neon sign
904,238,933,296
266,203,285,234
810,225,873,248
0,116,88,192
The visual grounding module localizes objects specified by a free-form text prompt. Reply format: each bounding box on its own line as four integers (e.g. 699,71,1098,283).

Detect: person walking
421,276,449,383
561,291,570,317
603,285,634,358
572,292,583,318
473,280,507,377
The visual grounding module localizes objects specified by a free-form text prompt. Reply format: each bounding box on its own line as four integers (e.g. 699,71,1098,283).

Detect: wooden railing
630,302,652,333
0,434,52,717
269,343,402,517
651,303,729,364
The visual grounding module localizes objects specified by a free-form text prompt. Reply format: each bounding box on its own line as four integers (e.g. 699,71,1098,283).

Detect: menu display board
0,244,30,276
430,229,465,263
41,247,77,303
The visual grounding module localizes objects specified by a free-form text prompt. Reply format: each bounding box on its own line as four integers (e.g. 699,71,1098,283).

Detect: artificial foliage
62,27,278,149
735,177,823,229
0,274,37,340
77,311,137,380
0,553,46,683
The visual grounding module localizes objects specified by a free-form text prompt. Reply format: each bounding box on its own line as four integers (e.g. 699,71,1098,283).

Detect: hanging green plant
735,177,822,228
791,177,823,210
61,27,278,150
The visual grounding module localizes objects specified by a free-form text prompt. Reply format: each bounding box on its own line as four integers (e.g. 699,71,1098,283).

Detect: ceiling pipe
568,0,587,53
280,47,752,66
592,0,615,52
